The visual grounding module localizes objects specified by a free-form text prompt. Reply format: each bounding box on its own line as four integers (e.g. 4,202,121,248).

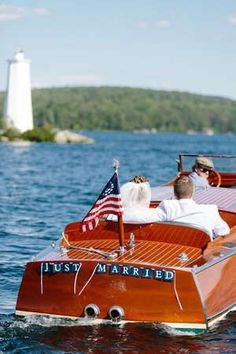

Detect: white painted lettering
96,263,107,273
164,270,174,281
53,263,61,272
42,262,49,273
110,264,120,274
154,270,163,280
72,263,81,271
142,268,152,278
64,263,70,272
131,267,140,276
122,266,130,275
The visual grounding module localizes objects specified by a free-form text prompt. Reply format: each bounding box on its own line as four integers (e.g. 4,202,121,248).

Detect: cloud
137,21,149,29
228,15,236,26
32,74,102,88
0,5,49,21
57,74,102,86
137,20,171,30
33,8,49,16
154,20,170,28
0,5,28,20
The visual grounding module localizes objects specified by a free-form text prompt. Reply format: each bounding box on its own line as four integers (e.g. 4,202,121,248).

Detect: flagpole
113,160,125,250
118,214,125,249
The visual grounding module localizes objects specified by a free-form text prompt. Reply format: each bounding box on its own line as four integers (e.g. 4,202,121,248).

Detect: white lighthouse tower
3,50,33,132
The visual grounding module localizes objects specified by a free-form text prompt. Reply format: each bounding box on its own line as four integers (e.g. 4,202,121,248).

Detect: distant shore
1,86,236,134
0,128,95,144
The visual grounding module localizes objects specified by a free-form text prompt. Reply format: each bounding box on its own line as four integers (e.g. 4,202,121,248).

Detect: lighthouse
3,50,33,132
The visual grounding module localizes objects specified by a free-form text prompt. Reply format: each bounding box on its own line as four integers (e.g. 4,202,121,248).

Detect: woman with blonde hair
107,175,157,223
121,175,151,209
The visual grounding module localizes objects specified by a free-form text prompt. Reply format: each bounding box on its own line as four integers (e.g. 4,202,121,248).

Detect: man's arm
155,201,168,221
213,207,230,237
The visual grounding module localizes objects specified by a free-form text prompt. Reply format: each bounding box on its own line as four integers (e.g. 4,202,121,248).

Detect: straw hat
195,156,214,170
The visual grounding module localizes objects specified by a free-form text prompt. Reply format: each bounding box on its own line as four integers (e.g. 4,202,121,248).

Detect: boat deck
151,186,236,213
38,238,203,268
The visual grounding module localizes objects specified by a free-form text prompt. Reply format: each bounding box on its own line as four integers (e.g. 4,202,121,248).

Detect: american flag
81,171,123,232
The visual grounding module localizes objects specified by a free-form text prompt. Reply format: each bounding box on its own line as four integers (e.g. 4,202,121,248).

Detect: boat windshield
178,154,236,173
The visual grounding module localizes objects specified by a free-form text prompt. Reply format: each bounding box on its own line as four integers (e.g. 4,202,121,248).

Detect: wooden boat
15,154,236,333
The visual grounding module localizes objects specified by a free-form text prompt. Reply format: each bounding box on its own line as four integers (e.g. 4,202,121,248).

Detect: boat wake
1,312,199,336
1,312,236,353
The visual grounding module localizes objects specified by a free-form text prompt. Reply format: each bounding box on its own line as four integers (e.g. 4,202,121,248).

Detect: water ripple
1,132,236,352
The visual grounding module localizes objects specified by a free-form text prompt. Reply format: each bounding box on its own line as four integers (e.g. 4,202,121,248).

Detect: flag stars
103,182,114,196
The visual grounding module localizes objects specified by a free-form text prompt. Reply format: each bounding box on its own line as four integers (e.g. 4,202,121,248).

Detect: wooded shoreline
1,87,236,133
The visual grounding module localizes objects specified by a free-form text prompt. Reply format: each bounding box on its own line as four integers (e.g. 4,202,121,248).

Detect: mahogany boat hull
15,237,236,333
15,155,236,333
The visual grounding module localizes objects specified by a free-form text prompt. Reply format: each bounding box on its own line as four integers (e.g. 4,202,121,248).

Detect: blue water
1,132,236,353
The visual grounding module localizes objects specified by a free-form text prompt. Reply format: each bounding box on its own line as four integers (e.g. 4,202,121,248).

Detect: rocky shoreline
0,129,95,144
54,130,95,144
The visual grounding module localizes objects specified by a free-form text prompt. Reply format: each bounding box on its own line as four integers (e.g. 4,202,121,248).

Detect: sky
1,0,236,99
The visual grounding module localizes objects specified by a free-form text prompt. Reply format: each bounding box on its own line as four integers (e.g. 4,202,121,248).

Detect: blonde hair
121,176,151,208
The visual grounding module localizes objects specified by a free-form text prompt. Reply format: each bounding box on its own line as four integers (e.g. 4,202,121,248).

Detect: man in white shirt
155,176,230,239
108,175,230,239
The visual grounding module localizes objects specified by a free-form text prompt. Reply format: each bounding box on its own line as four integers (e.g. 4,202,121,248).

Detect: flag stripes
81,172,123,232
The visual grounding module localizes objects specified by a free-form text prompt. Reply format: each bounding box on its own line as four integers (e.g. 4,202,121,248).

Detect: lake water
1,132,236,353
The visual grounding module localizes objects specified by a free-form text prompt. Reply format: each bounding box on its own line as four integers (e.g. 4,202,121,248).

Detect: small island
0,127,95,144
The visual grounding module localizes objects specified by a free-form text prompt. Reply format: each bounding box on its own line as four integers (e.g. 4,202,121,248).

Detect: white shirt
107,207,158,224
189,172,210,191
107,199,230,239
155,199,230,238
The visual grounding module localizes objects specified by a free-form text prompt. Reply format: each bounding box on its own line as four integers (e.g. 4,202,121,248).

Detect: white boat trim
17,306,236,330
15,310,206,331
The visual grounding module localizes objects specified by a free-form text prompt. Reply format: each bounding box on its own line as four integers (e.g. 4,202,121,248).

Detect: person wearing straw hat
189,156,214,190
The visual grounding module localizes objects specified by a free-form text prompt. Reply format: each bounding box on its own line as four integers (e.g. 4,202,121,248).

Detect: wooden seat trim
63,220,211,250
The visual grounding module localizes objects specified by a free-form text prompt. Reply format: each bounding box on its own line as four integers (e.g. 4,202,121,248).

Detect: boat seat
63,220,211,251
137,221,212,249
